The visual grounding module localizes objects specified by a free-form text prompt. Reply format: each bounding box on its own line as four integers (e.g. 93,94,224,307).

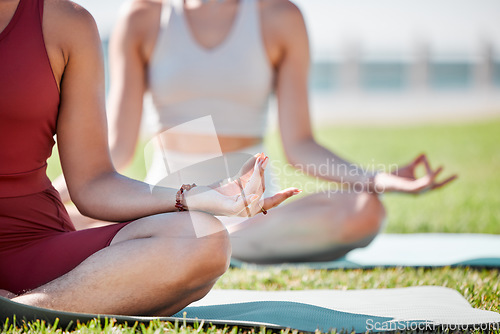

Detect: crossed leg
228,191,386,263
11,211,230,316
60,190,385,265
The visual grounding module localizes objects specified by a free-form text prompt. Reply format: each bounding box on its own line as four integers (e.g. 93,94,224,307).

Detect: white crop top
148,0,274,137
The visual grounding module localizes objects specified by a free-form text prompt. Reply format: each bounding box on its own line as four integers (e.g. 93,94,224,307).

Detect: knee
124,211,231,287
147,213,230,306
193,212,231,271
179,212,231,287
356,192,386,234
340,192,386,243
174,228,230,308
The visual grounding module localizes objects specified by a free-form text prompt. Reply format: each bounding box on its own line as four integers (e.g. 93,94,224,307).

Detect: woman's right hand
373,154,457,194
185,154,300,216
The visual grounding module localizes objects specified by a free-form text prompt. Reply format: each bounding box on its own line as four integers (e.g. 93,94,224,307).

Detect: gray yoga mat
1,287,499,333
230,233,500,269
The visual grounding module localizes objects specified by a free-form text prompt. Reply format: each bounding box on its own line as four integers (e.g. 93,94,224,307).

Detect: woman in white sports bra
58,0,456,263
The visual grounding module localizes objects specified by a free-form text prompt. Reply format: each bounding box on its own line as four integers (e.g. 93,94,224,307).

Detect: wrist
371,172,393,193
175,183,197,211
182,185,213,212
351,173,378,193
359,171,388,194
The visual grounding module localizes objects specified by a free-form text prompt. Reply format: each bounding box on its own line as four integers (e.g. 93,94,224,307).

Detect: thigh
0,222,132,295
229,191,384,263
110,210,228,245
12,211,230,315
0,187,132,294
64,204,116,230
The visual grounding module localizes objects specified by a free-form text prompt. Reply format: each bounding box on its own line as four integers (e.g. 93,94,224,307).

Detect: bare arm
53,2,176,221
51,1,294,220
270,1,456,193
271,2,371,186
53,0,158,203
107,0,161,171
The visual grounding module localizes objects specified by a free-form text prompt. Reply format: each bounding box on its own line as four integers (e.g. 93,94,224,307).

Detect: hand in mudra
187,153,300,217
374,153,457,194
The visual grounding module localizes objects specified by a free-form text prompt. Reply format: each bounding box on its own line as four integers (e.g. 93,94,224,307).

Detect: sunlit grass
216,266,500,314
48,119,500,233
264,119,500,234
39,119,500,333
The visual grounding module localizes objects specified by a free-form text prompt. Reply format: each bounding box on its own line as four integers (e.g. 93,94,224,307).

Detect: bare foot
0,289,17,299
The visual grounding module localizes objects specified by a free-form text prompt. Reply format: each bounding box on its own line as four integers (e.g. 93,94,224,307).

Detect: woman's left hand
202,153,300,216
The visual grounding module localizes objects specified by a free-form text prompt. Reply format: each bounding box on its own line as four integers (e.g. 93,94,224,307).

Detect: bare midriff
158,132,262,154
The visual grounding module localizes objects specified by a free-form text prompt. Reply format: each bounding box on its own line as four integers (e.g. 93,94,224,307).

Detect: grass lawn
25,118,499,334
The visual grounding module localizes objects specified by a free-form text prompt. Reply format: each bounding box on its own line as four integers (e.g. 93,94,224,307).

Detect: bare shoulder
260,0,307,44
41,0,103,83
111,0,162,60
43,0,101,53
118,0,161,30
44,0,98,35
259,0,308,61
260,0,305,29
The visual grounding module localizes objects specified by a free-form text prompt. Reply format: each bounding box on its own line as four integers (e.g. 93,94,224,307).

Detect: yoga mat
2,287,499,333
0,297,266,331
230,233,500,269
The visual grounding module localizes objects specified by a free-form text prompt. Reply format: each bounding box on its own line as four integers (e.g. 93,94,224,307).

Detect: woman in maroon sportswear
0,0,296,315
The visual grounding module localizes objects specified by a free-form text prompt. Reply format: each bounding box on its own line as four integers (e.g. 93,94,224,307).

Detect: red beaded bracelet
175,183,197,211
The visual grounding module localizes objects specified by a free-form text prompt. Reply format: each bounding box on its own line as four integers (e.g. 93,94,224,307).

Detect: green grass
216,267,500,312
264,119,500,234
36,119,500,334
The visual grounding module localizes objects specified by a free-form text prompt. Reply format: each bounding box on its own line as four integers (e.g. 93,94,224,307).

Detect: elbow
109,142,135,171
69,192,89,217
70,186,105,220
68,184,93,217
285,151,302,169
283,137,316,167
66,170,115,219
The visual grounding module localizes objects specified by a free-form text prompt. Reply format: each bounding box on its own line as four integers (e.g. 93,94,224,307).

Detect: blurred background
45,1,499,311
63,0,499,234
76,0,500,126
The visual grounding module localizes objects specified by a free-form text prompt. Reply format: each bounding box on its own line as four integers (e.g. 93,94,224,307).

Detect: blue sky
76,0,500,60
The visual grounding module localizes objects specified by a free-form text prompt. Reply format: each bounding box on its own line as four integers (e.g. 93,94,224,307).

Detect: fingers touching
242,154,267,196
232,153,300,217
